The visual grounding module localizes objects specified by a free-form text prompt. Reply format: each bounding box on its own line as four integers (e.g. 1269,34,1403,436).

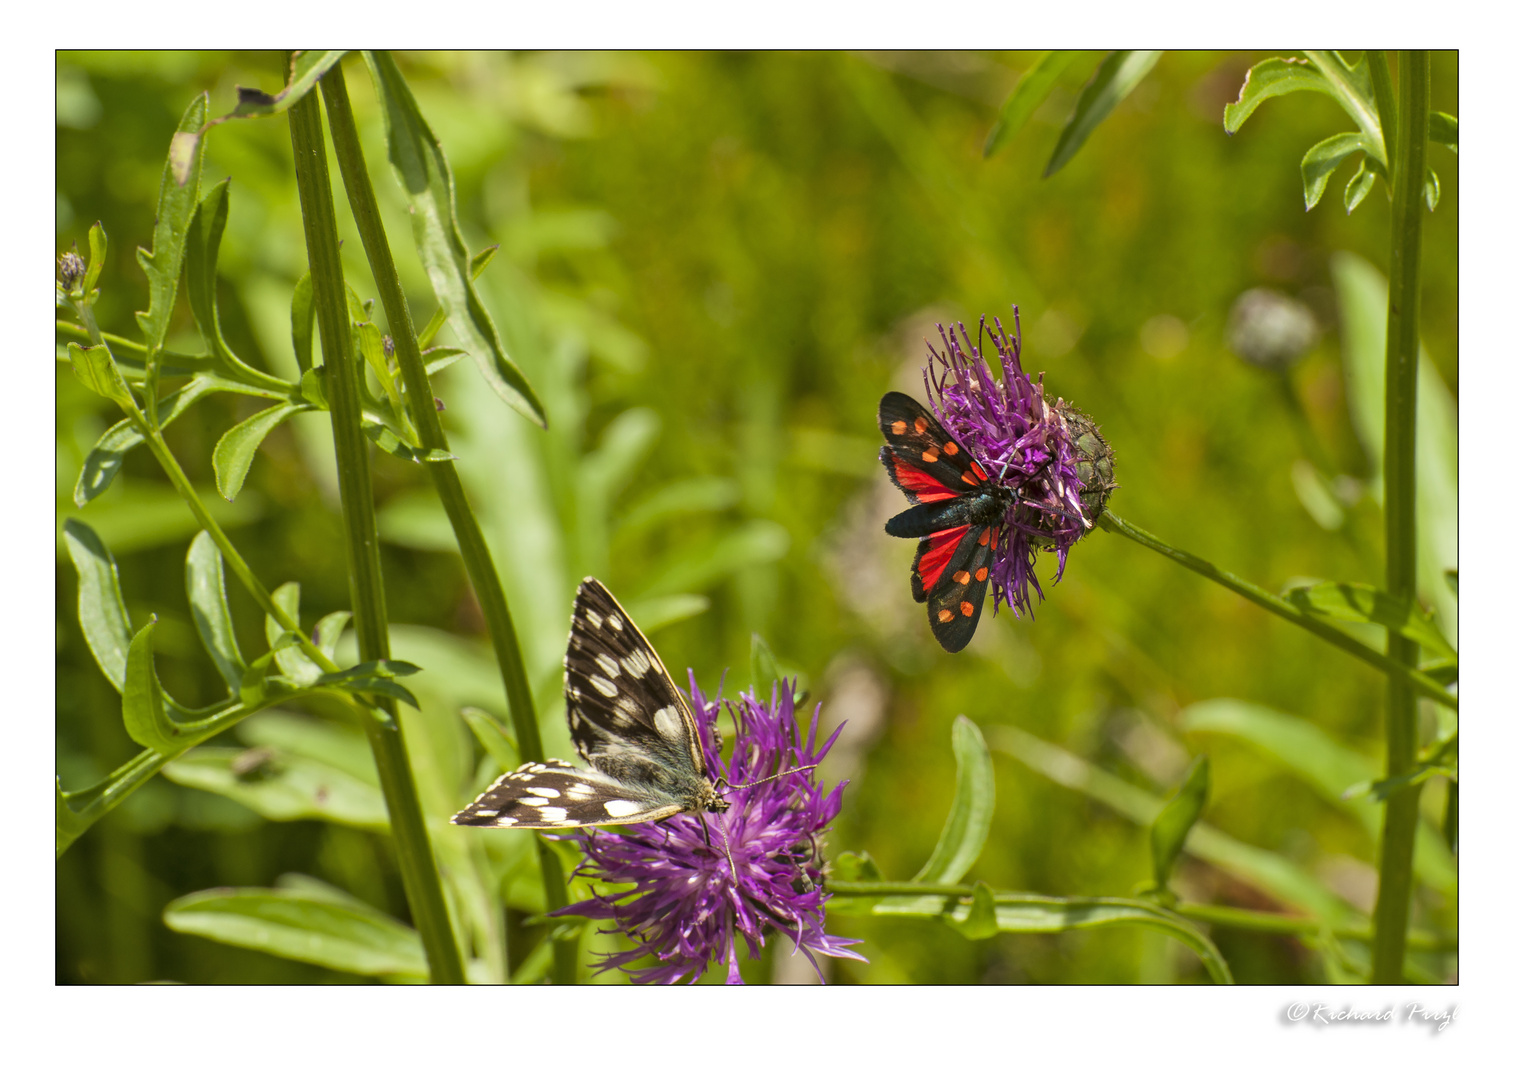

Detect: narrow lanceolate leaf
983,51,1077,159
312,610,352,663
123,619,183,753
164,747,389,831
185,179,282,391
138,94,208,348
213,402,311,502
1150,755,1210,890
1428,112,1457,152
291,272,315,373
1285,581,1455,658
265,583,322,688
186,532,246,693
1044,51,1161,178
163,885,425,978
461,706,518,774
57,750,170,857
68,343,132,406
76,377,219,506
84,222,108,295
1343,159,1377,213
916,716,995,884
62,520,132,692
363,50,546,428
217,51,348,124
1301,133,1366,210
1224,57,1335,134
361,420,456,463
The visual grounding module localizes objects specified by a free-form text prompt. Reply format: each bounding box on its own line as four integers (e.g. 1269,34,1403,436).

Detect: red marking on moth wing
890,456,958,502
917,526,969,593
970,460,989,481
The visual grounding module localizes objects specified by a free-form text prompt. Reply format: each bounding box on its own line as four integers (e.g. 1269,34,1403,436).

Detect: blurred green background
56,51,1457,984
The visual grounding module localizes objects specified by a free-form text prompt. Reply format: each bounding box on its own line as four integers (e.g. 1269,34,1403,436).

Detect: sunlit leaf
164,746,389,830
84,221,107,295
163,883,425,978
213,402,310,502
61,519,132,692
955,881,1000,940
123,619,182,753
138,94,207,350
1428,111,1457,152
1149,755,1209,890
1343,158,1377,213
291,272,315,373
68,342,132,406
1044,51,1161,178
1224,56,1334,133
1301,132,1366,210
185,532,246,693
76,377,219,506
1285,581,1455,658
983,51,1077,159
265,582,322,688
363,50,546,427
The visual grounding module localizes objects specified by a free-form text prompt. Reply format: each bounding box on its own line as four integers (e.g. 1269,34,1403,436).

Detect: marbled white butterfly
451,577,729,830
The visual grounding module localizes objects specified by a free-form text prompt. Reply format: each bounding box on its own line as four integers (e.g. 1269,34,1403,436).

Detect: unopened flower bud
58,249,87,291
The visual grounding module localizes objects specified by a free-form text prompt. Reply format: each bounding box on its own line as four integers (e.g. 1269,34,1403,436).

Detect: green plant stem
319,60,572,987
1098,511,1455,709
318,62,576,986
288,72,466,986
827,882,1454,952
1366,52,1397,174
1372,50,1429,985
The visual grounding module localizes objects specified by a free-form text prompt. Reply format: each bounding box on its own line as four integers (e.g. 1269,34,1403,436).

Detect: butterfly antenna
720,763,818,793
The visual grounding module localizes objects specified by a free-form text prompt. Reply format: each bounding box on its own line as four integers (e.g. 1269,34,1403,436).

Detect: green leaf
469,244,500,279
123,619,183,753
184,180,237,363
1301,132,1365,210
1301,51,1386,166
1333,251,1458,648
213,402,310,502
1343,734,1457,803
991,722,1356,919
57,749,170,857
1420,657,1457,686
333,677,421,710
290,272,315,374
75,376,219,506
356,321,400,406
186,532,246,693
1150,755,1209,890
750,634,780,696
422,346,466,375
297,366,329,410
1343,158,1377,213
462,706,518,774
62,519,132,692
1284,581,1455,658
216,51,348,124
264,582,322,687
163,883,425,978
1044,51,1161,178
1224,56,1334,134
363,50,546,428
1424,167,1440,212
361,419,456,463
915,716,995,884
68,342,132,406
955,881,1000,940
137,94,207,353
314,658,422,683
1428,111,1457,152
84,221,107,295
983,51,1077,159
1179,699,1457,895
164,746,389,830
239,711,378,785
313,610,352,663
832,850,884,882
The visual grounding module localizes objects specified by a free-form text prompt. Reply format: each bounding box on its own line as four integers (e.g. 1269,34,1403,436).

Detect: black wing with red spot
878,391,987,502
917,524,998,653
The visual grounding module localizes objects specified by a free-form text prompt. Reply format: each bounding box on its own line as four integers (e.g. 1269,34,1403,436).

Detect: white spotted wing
451,578,725,830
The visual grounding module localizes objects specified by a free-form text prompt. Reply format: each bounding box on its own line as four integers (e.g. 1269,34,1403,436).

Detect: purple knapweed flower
556,678,863,984
924,310,1116,617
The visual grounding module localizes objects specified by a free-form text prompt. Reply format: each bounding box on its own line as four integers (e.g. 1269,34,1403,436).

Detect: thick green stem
317,62,575,983
288,74,466,985
1371,50,1430,985
1098,511,1455,709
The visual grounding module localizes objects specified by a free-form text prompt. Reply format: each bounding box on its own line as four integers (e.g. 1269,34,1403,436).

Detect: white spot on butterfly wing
603,799,643,817
537,806,570,823
584,609,603,630
621,649,651,678
595,654,621,678
526,787,560,798
653,705,683,741
588,674,618,697
470,809,499,818
518,797,549,807
606,614,624,632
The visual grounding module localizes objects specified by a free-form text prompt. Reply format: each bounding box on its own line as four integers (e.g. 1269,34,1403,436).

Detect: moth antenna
719,763,817,793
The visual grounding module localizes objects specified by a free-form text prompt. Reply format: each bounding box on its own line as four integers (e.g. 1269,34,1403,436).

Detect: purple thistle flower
555,677,864,985
923,311,1116,618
